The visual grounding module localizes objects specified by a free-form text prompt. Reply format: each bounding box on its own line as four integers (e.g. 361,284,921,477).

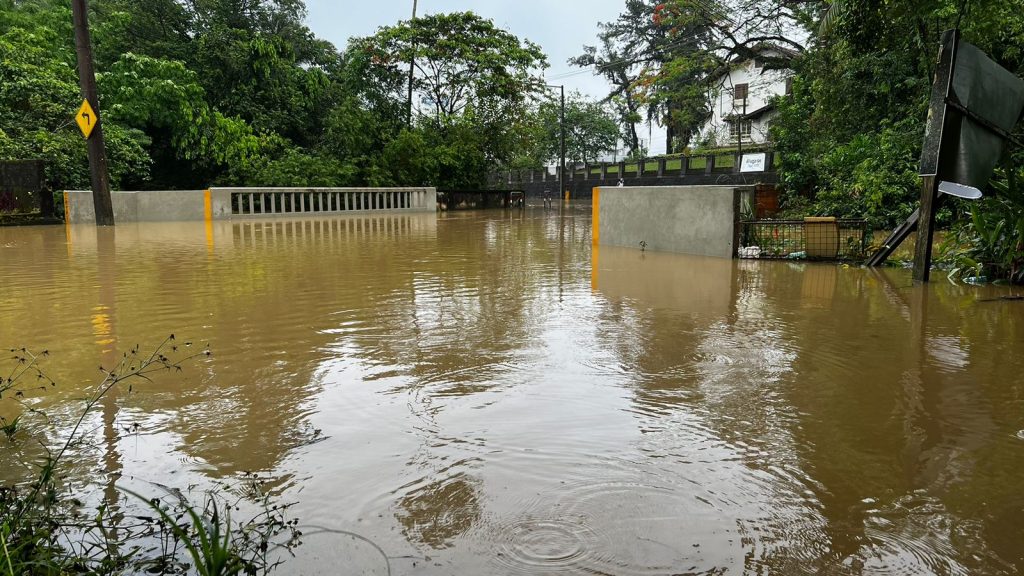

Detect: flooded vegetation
2,206,1023,574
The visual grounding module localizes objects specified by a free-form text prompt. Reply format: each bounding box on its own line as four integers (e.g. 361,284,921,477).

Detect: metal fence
739,219,871,260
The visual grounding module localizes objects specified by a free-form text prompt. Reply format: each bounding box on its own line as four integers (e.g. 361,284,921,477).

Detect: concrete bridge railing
63,187,437,224
220,187,435,217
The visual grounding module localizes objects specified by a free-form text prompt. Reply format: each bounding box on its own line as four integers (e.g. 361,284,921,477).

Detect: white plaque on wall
740,153,767,173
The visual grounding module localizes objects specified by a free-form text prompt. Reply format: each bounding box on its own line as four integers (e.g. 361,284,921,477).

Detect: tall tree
535,92,620,166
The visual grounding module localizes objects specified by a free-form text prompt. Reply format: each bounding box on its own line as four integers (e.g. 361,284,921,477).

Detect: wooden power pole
406,0,418,127
71,0,114,226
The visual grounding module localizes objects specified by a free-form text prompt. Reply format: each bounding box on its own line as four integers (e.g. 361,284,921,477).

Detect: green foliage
247,149,356,187
810,118,922,227
769,0,1024,242
942,174,1024,283
533,92,620,166
0,12,151,190
1,1,551,193
363,12,546,121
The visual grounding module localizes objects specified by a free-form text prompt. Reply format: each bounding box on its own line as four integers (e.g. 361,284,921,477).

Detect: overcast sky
304,0,669,155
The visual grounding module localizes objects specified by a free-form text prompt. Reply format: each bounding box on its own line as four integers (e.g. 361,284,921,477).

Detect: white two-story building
698,45,795,147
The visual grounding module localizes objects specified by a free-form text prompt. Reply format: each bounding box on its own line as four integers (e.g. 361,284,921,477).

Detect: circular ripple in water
491,517,605,573
484,475,734,575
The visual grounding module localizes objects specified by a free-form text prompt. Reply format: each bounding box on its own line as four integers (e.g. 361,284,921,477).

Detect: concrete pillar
657,158,666,177
600,163,607,180
617,162,626,182
705,155,714,175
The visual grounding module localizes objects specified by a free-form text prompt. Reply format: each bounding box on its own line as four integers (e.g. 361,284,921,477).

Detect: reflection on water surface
1,206,1023,574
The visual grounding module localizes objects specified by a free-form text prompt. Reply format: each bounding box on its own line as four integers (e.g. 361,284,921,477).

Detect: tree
0,2,150,190
353,11,549,186
535,92,620,166
573,0,725,153
769,0,1024,228
572,32,645,156
360,12,546,122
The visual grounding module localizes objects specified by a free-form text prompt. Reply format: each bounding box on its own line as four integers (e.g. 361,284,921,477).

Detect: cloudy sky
304,0,669,155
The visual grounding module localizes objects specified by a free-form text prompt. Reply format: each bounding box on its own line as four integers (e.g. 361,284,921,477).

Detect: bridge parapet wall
64,187,437,224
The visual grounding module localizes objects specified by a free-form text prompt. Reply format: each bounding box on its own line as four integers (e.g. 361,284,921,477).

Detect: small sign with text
740,153,767,173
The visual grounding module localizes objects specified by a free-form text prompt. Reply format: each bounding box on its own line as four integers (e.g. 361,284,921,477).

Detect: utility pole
407,0,418,127
71,0,114,226
559,84,566,208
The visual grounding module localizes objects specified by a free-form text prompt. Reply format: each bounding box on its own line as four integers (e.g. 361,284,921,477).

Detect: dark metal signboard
920,30,1024,185
868,30,1024,278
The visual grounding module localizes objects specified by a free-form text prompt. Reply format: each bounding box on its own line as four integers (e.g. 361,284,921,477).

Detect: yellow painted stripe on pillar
63,191,71,254
204,189,213,222
591,186,599,292
204,189,214,254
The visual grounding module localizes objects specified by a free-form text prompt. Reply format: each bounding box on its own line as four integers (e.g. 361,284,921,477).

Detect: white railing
216,187,435,216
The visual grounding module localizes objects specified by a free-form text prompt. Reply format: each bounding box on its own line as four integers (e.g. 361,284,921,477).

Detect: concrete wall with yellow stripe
63,187,436,224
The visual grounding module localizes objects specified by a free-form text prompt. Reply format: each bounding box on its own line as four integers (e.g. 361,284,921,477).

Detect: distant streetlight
540,83,566,208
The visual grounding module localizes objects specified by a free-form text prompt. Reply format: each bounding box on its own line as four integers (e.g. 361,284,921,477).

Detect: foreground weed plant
0,336,301,575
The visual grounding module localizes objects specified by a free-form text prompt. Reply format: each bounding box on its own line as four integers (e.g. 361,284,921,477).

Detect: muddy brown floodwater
1,205,1023,575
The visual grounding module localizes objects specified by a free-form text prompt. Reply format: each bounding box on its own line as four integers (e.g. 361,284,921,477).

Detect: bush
941,174,1024,283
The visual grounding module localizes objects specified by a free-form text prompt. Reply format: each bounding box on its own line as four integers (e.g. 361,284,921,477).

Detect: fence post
705,155,714,175
657,158,666,178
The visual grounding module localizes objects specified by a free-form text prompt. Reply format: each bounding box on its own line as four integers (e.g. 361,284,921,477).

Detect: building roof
707,43,798,81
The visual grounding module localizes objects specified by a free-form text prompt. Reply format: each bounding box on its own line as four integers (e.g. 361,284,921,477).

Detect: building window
728,119,753,139
734,83,748,101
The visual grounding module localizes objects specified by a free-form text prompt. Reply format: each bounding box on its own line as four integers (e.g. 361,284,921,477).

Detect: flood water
2,206,1023,575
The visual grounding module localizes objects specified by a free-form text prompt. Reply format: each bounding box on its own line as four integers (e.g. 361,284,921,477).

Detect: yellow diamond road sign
75,99,97,139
